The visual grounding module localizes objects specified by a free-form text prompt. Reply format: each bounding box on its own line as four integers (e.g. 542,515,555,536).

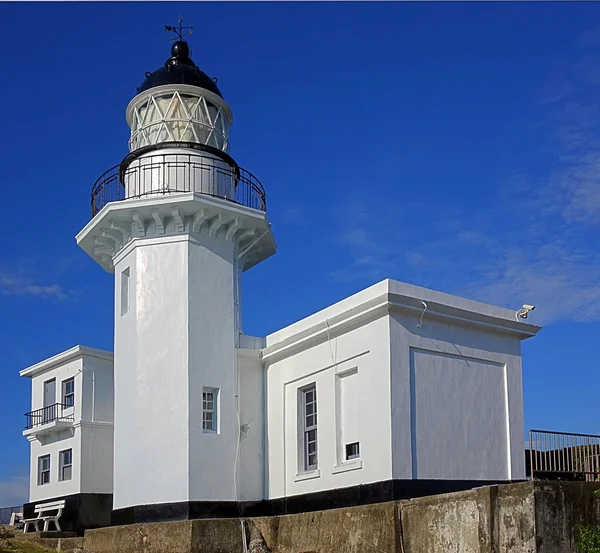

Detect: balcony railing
527,429,600,482
90,152,267,218
24,403,74,430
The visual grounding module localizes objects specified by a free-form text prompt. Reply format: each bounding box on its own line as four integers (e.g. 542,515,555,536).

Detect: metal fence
527,429,600,481
0,505,22,525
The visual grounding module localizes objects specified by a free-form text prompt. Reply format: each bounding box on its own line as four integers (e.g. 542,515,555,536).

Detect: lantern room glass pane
130,92,229,153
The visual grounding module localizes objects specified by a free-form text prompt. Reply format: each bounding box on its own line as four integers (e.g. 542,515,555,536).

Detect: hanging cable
417,301,428,328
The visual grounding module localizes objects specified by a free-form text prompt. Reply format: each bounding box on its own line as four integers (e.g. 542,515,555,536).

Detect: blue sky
1,2,599,506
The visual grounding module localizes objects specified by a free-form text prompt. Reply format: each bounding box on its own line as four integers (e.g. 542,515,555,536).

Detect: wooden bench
22,500,65,532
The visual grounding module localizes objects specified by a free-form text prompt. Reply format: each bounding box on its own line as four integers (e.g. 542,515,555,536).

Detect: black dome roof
137,41,223,98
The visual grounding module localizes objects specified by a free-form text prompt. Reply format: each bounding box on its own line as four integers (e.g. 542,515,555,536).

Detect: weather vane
164,16,193,42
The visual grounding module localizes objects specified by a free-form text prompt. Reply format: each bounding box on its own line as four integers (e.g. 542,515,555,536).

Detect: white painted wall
265,315,393,499
28,429,80,503
80,425,114,494
237,345,265,501
113,231,244,508
82,356,114,424
188,234,239,502
113,236,190,509
389,311,525,481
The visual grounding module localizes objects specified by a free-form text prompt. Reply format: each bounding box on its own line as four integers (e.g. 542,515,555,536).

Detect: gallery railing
90,152,267,217
527,429,600,482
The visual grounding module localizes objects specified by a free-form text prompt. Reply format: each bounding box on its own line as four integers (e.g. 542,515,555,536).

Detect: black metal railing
0,506,22,525
91,152,267,217
527,429,600,482
24,403,74,430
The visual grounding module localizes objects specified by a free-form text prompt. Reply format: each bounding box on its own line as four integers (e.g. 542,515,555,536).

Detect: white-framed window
300,384,318,472
38,455,50,486
121,267,130,316
62,378,74,407
59,449,72,481
202,387,219,433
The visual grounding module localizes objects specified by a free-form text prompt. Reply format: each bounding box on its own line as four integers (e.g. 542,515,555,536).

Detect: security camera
516,304,536,320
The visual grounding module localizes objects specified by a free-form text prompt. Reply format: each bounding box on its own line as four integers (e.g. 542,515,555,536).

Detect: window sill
294,469,321,482
332,459,363,474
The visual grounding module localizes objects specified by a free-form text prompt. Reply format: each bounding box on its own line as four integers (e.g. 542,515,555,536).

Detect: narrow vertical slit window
59,449,72,481
300,384,318,472
38,455,50,486
202,387,219,433
121,267,130,316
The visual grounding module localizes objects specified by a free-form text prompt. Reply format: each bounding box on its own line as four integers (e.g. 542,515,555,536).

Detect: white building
20,346,114,530
21,34,541,530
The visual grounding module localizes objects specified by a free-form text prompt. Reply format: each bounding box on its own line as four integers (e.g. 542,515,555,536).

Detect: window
300,384,318,471
62,378,74,407
202,388,219,433
121,267,130,316
59,449,72,481
346,442,360,460
38,455,50,486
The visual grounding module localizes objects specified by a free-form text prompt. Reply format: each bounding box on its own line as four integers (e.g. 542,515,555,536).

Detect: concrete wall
390,310,525,481
265,314,393,500
400,481,600,553
83,482,600,553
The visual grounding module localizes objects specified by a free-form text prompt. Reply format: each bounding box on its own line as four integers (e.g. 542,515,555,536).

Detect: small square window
38,455,50,486
62,378,75,407
202,388,219,433
346,442,360,460
59,449,72,481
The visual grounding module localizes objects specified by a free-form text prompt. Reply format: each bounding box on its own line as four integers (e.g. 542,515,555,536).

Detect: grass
0,540,56,553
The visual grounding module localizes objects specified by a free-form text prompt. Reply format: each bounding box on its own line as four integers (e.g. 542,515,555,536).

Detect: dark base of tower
111,478,519,526
22,493,113,535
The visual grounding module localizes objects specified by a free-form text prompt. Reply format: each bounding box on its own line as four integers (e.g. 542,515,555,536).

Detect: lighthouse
76,28,276,520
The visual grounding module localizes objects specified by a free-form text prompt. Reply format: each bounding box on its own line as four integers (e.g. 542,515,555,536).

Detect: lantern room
125,40,232,153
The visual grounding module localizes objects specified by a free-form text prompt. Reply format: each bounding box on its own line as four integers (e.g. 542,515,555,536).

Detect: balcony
90,151,267,218
23,403,74,438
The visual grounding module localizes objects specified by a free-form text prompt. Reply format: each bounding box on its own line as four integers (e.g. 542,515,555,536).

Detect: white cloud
0,272,67,300
0,473,28,508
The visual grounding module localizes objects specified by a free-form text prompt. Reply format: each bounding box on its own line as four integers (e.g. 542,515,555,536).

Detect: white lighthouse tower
76,30,275,522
